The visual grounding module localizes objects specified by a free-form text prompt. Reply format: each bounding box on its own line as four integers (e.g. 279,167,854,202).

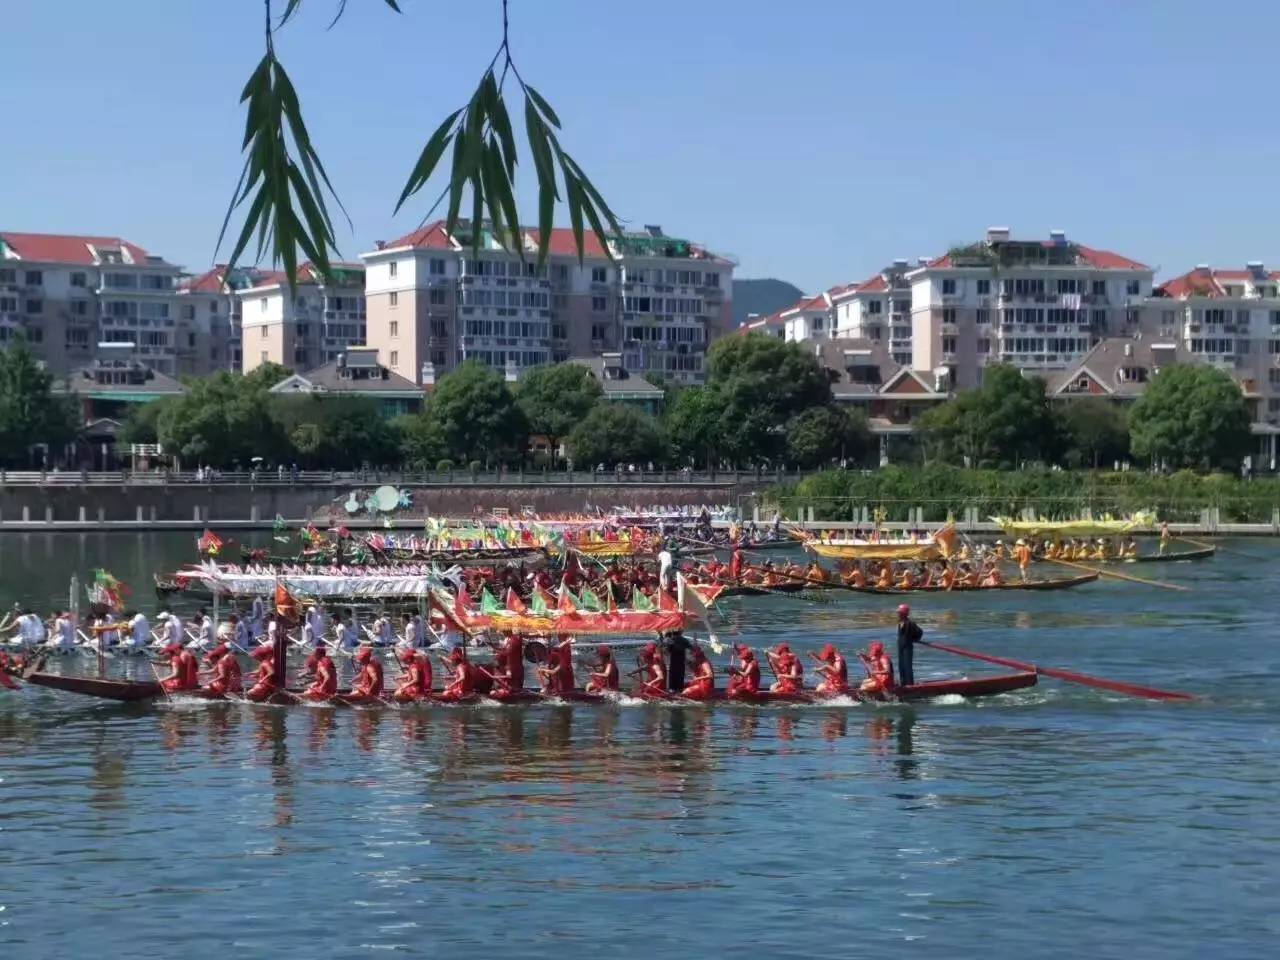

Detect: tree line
0,333,1257,473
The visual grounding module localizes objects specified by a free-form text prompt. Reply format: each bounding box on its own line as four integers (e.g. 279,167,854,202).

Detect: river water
0,532,1277,959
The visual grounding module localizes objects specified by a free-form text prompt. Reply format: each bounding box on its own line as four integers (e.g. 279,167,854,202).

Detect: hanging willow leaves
215,49,349,289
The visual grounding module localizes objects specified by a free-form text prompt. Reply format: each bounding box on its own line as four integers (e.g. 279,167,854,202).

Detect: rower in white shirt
372,613,394,647
186,608,214,650
229,613,252,652
333,614,360,652
48,610,77,652
306,604,326,644
121,610,150,653
9,610,46,650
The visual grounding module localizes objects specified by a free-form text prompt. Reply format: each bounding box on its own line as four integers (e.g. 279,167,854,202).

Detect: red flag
274,583,300,625
454,585,475,623
198,529,225,555
658,589,678,612
505,587,527,614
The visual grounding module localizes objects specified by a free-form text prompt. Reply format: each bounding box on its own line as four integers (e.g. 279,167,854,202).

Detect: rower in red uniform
858,641,896,698
439,648,476,701
349,646,384,699
392,647,432,702
304,646,338,700
585,645,619,694
811,643,848,696
302,643,328,679
536,646,562,694
553,635,575,694
159,641,200,693
245,642,279,702
681,646,715,700
729,549,744,581
499,632,524,691
202,643,243,696
767,643,803,694
0,652,19,690
726,645,761,697
638,642,667,696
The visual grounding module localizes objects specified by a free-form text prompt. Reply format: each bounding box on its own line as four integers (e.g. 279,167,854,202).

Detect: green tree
1128,364,1252,470
567,404,666,467
117,397,174,447
704,334,834,464
393,413,447,469
785,405,872,469
242,361,292,391
0,337,80,465
515,363,602,464
918,364,1059,468
1058,398,1129,469
426,360,528,465
665,385,725,468
270,395,398,468
157,371,286,468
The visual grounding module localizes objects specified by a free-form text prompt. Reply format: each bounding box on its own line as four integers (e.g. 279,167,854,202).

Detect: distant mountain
732,278,804,327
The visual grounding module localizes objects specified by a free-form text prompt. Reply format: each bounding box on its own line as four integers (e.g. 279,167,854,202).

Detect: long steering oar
1048,557,1189,592
918,638,1196,701
1176,536,1263,561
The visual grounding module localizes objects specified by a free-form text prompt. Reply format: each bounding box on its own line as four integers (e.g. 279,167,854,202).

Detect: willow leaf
526,85,562,129
395,108,461,212
225,183,271,276
524,103,558,200
279,0,305,26
564,170,586,262
537,180,555,264
489,94,518,180
470,172,484,255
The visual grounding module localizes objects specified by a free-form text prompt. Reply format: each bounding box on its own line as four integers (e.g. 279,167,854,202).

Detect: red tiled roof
1156,265,1280,299
0,231,152,266
1075,245,1149,271
525,227,610,259
857,273,890,292
179,266,229,293
385,220,456,251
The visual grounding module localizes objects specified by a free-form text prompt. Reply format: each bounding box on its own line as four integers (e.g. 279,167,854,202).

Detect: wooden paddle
1176,536,1264,561
918,638,1196,702
1048,557,1189,592
148,658,173,703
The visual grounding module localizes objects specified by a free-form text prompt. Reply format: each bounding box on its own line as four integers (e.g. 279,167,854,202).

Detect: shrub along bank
768,466,1280,524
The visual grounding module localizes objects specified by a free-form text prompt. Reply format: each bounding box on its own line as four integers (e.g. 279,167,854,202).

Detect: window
867,300,882,315
552,322,568,340
590,323,607,341
976,279,990,295
71,300,88,316
260,326,268,339
706,273,720,288
592,295,608,312
26,326,43,343
390,350,399,367
429,287,447,305
430,258,446,275
181,305,195,320
1269,340,1280,355
260,297,268,312
0,268,13,283
25,299,42,314
261,351,268,363
1126,280,1141,296
24,270,42,286
1269,369,1280,385
1092,309,1107,328
976,309,990,324
942,336,957,354
942,308,956,324
977,337,991,354
942,279,957,295
389,321,399,338
70,272,86,288
1056,278,1078,294
65,329,90,348
389,291,399,307
1092,280,1106,296
591,266,608,284
389,261,398,278
1013,278,1045,297
209,300,219,314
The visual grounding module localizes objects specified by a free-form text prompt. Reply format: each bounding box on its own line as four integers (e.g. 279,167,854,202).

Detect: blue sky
4,0,1280,292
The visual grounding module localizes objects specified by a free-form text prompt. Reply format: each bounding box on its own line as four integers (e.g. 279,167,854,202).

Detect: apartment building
905,227,1153,388
0,231,195,375
831,263,918,367
237,263,366,374
361,220,733,386
176,265,283,373
1141,263,1280,427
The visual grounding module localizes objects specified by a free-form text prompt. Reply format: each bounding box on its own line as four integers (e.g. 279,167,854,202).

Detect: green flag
632,589,655,612
579,587,604,612
480,589,501,614
531,587,549,616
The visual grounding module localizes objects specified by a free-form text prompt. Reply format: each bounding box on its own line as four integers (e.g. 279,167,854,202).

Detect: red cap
819,643,836,662
354,646,373,664
869,641,884,657
162,642,183,656
250,644,273,660
735,644,754,659
775,643,791,655
643,642,658,658
898,604,910,618
448,648,465,663
397,647,417,664
203,643,229,664
597,645,612,659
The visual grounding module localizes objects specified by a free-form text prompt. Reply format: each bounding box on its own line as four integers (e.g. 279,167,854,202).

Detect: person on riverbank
897,604,922,686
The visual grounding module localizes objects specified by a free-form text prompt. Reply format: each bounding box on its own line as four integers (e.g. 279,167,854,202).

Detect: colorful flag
480,589,502,614
198,529,224,556
631,589,655,612
530,586,551,616
579,587,605,612
505,588,528,614
557,581,578,613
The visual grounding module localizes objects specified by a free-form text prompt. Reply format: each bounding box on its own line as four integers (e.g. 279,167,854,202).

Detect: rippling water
1,533,1278,958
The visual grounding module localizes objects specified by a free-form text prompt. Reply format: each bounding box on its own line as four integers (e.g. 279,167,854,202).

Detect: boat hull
22,671,1037,706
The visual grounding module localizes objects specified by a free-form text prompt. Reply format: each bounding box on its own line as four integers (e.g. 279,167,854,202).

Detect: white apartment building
779,291,836,343
237,263,366,374
361,220,734,386
0,231,194,375
831,262,919,367
905,227,1153,388
176,265,281,373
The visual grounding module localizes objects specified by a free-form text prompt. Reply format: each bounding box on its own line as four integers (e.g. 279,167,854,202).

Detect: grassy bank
766,466,1280,524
